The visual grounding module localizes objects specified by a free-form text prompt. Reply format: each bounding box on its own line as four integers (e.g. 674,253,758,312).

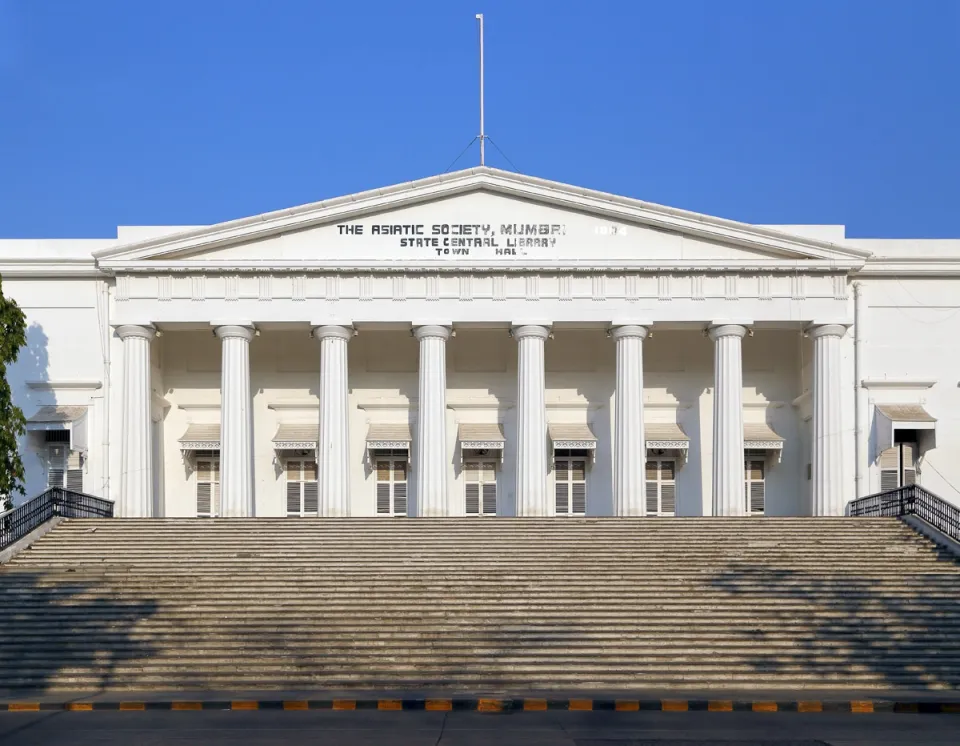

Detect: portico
42,167,880,519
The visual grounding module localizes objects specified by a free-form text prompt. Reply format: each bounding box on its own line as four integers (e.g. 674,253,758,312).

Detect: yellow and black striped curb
3,698,960,713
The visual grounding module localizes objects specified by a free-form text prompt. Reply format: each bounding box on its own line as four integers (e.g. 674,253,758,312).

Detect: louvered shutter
303,482,319,514
571,482,586,514
196,458,219,517
901,443,917,486
555,483,569,514
47,445,66,489
571,460,586,514
196,483,211,516
286,481,302,515
660,461,676,515
645,460,658,513
376,483,391,514
65,452,83,492
482,483,497,515
879,447,900,491
465,484,480,514
745,460,765,514
393,481,407,516
554,458,569,513
464,462,480,514
661,483,676,515
303,461,318,515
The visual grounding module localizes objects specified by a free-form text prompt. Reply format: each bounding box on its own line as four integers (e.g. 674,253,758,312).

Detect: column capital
115,324,156,341
312,324,355,342
413,324,452,341
213,324,256,342
609,324,649,341
708,323,748,341
511,324,551,340
807,323,849,339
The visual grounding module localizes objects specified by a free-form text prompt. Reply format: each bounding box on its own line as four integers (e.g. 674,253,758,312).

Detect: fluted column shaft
514,325,550,516
709,324,747,516
216,325,255,517
414,325,451,517
117,324,155,517
314,325,353,517
810,324,847,516
612,325,648,515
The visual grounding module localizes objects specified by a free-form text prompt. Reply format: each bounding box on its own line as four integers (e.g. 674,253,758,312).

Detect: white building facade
1,168,952,518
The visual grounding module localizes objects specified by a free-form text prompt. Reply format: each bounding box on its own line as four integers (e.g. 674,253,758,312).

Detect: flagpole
476,13,485,166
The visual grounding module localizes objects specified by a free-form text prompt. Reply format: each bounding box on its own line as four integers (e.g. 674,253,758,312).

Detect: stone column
514,325,550,516
215,324,255,517
313,325,353,517
116,324,155,517
612,325,648,515
709,324,748,516
810,324,847,516
414,325,451,517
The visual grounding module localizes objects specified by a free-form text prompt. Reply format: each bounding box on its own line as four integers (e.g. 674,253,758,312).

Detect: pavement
0,709,957,745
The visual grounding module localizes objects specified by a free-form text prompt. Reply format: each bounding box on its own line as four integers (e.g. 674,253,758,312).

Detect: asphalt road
0,710,954,746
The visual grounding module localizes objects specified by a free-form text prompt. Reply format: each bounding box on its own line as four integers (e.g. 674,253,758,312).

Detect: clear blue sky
1,0,957,238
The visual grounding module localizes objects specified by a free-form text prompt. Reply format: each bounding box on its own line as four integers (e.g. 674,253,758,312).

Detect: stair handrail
0,488,114,551
847,485,960,544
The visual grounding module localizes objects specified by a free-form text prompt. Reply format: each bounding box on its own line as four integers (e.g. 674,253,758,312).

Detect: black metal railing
848,484,960,544
0,488,114,552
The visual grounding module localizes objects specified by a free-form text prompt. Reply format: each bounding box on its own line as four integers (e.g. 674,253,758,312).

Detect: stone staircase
1,517,959,692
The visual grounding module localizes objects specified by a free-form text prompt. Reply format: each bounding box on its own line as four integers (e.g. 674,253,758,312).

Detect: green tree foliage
0,276,27,510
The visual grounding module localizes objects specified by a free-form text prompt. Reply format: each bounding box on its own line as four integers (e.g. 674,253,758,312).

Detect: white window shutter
303,482,319,515
901,443,917,486
286,481,302,515
376,483,391,514
880,447,900,491
47,445,67,489
661,482,676,515
465,483,480,514
197,483,212,516
393,482,407,516
645,480,659,514
555,482,569,514
482,483,497,515
212,481,221,517
572,482,586,515
66,468,83,493
749,481,765,514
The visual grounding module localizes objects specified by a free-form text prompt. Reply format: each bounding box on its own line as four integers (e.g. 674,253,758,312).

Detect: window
196,454,220,517
744,452,765,515
880,441,917,492
555,450,587,515
645,459,676,516
286,459,318,517
46,441,82,492
465,461,497,516
376,455,408,516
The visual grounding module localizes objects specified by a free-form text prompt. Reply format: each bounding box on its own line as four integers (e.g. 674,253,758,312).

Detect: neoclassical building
2,168,954,517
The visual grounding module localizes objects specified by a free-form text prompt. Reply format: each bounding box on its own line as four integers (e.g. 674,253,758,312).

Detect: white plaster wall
857,278,960,505
5,278,109,503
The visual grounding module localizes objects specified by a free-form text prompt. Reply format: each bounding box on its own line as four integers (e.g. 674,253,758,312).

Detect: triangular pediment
95,167,870,271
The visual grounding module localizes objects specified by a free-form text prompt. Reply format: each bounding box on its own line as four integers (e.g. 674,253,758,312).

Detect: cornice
99,260,862,275
861,379,936,390
854,260,960,277
0,260,104,278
